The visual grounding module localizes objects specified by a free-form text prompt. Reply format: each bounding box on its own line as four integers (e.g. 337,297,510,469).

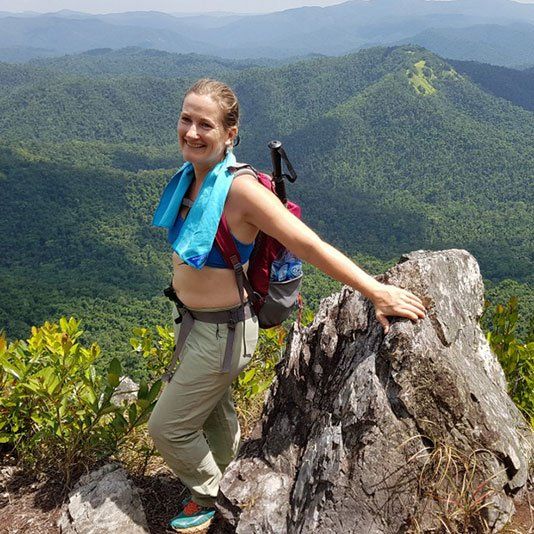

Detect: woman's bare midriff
172,252,249,309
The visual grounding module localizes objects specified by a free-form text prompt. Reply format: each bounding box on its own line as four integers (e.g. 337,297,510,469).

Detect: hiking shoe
169,500,215,532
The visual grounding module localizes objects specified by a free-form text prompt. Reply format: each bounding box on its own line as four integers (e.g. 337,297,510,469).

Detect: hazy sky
0,0,348,14
1,0,531,15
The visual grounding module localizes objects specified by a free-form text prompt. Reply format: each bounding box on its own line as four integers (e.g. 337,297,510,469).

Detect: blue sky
1,0,531,15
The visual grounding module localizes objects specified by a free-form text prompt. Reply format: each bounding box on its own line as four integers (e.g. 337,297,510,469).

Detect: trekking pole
268,140,297,205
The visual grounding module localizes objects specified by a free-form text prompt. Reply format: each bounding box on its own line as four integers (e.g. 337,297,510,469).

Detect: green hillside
0,142,171,374
1,45,532,370
0,72,186,144
233,48,533,283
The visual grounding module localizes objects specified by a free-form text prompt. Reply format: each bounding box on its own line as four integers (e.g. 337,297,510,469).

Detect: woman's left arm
228,175,426,333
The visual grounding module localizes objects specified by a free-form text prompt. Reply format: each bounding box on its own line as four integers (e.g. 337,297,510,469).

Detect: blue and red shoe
169,499,216,532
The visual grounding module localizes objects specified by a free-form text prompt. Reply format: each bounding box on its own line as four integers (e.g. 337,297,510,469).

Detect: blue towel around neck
152,151,238,269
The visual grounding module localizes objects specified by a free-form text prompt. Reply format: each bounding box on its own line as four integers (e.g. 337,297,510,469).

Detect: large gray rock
58,463,149,534
218,249,534,533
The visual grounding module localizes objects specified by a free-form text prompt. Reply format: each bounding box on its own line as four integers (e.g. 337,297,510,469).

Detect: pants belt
162,289,253,382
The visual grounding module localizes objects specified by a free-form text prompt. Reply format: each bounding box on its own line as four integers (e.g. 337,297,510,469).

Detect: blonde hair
184,78,240,131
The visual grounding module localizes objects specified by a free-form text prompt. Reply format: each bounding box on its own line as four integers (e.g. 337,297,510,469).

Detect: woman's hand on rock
369,283,426,334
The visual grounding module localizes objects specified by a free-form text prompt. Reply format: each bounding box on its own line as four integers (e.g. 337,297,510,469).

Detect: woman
148,79,426,533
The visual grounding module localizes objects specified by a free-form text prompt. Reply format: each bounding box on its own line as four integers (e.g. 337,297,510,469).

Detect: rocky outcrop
218,249,534,533
58,463,149,534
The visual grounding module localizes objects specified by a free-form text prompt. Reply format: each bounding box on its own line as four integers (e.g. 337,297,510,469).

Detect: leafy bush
0,317,161,485
484,297,534,426
235,327,287,400
232,326,288,434
130,324,175,383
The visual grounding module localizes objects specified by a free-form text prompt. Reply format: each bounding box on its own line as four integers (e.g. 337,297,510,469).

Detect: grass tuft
402,435,520,533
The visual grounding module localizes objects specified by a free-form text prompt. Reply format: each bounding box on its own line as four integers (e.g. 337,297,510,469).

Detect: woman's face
178,92,237,170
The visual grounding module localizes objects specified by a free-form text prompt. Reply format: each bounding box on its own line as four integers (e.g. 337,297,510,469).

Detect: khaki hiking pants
148,304,259,508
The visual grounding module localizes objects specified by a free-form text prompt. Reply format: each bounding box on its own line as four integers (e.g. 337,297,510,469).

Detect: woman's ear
227,126,238,146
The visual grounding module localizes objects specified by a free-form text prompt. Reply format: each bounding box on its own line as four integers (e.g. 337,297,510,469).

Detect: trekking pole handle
268,140,287,204
268,140,283,179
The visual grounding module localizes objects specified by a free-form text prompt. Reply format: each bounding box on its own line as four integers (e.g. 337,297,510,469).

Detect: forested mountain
1,45,532,368
1,0,534,64
449,59,534,112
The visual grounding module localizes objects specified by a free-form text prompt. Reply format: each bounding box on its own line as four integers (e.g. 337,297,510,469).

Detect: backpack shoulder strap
213,162,260,303
214,216,240,270
216,162,257,259
229,163,259,180
214,216,257,305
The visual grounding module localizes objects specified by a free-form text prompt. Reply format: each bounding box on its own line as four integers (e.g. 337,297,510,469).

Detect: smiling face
178,92,237,173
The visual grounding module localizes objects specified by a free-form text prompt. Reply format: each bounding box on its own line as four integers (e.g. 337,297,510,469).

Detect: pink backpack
214,143,303,328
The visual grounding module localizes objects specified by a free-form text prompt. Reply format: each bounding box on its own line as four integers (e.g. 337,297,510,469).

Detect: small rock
0,465,20,483
111,376,140,406
58,463,149,534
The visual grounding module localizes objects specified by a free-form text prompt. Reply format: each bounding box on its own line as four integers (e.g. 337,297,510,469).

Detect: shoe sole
169,518,213,533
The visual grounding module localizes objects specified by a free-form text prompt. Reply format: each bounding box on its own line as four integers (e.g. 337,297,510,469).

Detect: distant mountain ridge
0,15,213,55
1,0,534,65
26,47,277,78
396,22,534,67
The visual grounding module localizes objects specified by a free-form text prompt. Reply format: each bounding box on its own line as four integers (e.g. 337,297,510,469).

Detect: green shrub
130,324,175,383
235,327,287,401
484,297,534,426
0,317,161,485
232,326,287,433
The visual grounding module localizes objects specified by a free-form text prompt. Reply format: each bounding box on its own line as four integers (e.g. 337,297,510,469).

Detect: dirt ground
510,491,534,534
0,458,222,534
0,459,532,533
0,466,64,534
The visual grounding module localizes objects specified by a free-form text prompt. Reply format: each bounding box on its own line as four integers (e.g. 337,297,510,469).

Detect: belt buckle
228,307,241,327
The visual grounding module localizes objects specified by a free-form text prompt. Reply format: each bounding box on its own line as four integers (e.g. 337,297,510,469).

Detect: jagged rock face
58,463,149,534
218,249,533,534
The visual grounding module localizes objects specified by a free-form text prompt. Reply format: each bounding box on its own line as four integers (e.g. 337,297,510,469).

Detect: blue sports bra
169,213,255,269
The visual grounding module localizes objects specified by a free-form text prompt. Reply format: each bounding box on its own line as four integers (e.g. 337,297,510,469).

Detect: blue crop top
169,213,255,269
